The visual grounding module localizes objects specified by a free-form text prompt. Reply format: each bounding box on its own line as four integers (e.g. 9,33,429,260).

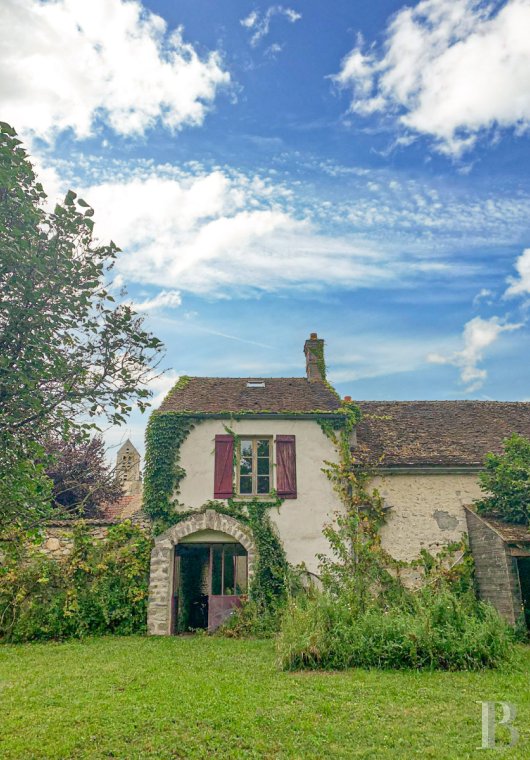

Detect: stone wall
374,472,482,563
465,508,522,625
147,510,257,636
40,522,116,559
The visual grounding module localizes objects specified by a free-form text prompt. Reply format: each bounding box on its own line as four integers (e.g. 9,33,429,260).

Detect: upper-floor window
237,438,271,496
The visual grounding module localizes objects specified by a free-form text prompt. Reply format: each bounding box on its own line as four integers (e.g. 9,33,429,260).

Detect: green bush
277,587,515,672
218,599,281,639
0,521,151,642
475,433,530,525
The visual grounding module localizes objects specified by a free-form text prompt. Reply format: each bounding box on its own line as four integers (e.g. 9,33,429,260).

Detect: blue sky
2,0,530,453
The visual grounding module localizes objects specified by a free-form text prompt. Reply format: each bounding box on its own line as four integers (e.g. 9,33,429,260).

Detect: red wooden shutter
276,435,297,499
214,435,234,499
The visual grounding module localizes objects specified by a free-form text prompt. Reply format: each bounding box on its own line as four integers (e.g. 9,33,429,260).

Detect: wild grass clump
277,587,514,671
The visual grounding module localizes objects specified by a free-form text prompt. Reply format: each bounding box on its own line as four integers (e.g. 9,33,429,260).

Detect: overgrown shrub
219,565,308,639
277,587,514,671
219,599,282,639
0,521,151,642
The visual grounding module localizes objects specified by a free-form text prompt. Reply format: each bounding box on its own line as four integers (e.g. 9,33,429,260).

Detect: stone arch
147,510,257,635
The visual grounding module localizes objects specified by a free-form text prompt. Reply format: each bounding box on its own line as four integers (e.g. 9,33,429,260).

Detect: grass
0,636,528,759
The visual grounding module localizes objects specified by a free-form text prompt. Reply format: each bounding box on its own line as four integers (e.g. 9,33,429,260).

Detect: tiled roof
355,400,530,467
158,377,342,414
464,508,530,544
101,492,143,520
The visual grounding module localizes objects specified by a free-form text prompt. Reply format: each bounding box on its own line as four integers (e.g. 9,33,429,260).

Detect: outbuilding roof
355,400,530,468
464,507,530,545
158,376,342,415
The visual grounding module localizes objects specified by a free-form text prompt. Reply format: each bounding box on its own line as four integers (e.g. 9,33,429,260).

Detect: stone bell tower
116,439,142,495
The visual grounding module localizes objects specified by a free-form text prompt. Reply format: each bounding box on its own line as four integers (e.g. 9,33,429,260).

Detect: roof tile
159,377,341,414
355,400,530,467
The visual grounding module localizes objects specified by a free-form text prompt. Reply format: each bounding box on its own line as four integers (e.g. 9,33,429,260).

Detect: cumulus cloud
333,0,530,155
427,315,523,390
505,248,530,297
241,5,301,47
0,0,229,144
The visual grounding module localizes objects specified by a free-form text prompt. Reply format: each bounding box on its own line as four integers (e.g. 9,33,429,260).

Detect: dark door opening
173,542,248,633
517,557,530,629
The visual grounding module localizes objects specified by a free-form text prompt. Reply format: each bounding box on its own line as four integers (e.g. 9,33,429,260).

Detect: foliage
143,409,196,531
0,521,151,642
475,433,530,525
43,433,123,518
0,436,53,541
0,122,163,534
277,587,514,671
318,399,400,609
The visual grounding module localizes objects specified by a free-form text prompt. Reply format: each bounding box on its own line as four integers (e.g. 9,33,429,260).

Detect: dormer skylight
246,381,265,388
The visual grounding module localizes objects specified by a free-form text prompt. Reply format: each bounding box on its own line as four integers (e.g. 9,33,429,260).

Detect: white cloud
473,287,494,306
73,163,410,296
0,0,229,144
427,315,523,390
241,5,301,47
505,248,530,297
147,369,182,407
334,0,530,155
131,289,182,312
30,150,530,299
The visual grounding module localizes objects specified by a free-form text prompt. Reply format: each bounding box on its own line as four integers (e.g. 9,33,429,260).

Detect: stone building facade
144,334,530,634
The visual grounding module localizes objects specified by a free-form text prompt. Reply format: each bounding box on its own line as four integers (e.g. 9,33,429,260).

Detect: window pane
257,476,269,494
239,475,252,494
257,440,269,457
234,555,248,594
240,440,252,457
211,546,222,595
223,545,236,595
240,457,252,475
257,457,269,475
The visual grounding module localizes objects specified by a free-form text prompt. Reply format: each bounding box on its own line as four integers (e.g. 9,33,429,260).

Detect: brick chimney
304,332,326,382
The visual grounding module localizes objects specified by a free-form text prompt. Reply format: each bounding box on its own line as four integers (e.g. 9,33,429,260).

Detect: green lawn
0,637,528,759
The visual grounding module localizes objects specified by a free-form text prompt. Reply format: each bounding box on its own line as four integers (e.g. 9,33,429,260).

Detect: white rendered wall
176,419,341,574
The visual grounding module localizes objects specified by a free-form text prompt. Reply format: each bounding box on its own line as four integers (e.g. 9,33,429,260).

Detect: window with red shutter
275,435,297,499
214,435,234,498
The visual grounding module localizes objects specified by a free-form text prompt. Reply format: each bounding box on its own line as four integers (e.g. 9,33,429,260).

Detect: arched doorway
147,510,256,635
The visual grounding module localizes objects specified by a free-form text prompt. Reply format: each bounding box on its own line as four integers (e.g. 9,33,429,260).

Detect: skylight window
246,381,265,388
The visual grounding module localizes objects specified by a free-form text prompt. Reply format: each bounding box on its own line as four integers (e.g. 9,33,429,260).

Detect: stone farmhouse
97,334,530,635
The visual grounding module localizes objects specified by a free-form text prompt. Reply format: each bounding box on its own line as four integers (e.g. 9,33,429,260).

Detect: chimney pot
344,395,352,402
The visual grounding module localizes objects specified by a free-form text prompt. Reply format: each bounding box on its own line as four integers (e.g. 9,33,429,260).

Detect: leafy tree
0,122,163,535
475,434,530,525
44,434,123,519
